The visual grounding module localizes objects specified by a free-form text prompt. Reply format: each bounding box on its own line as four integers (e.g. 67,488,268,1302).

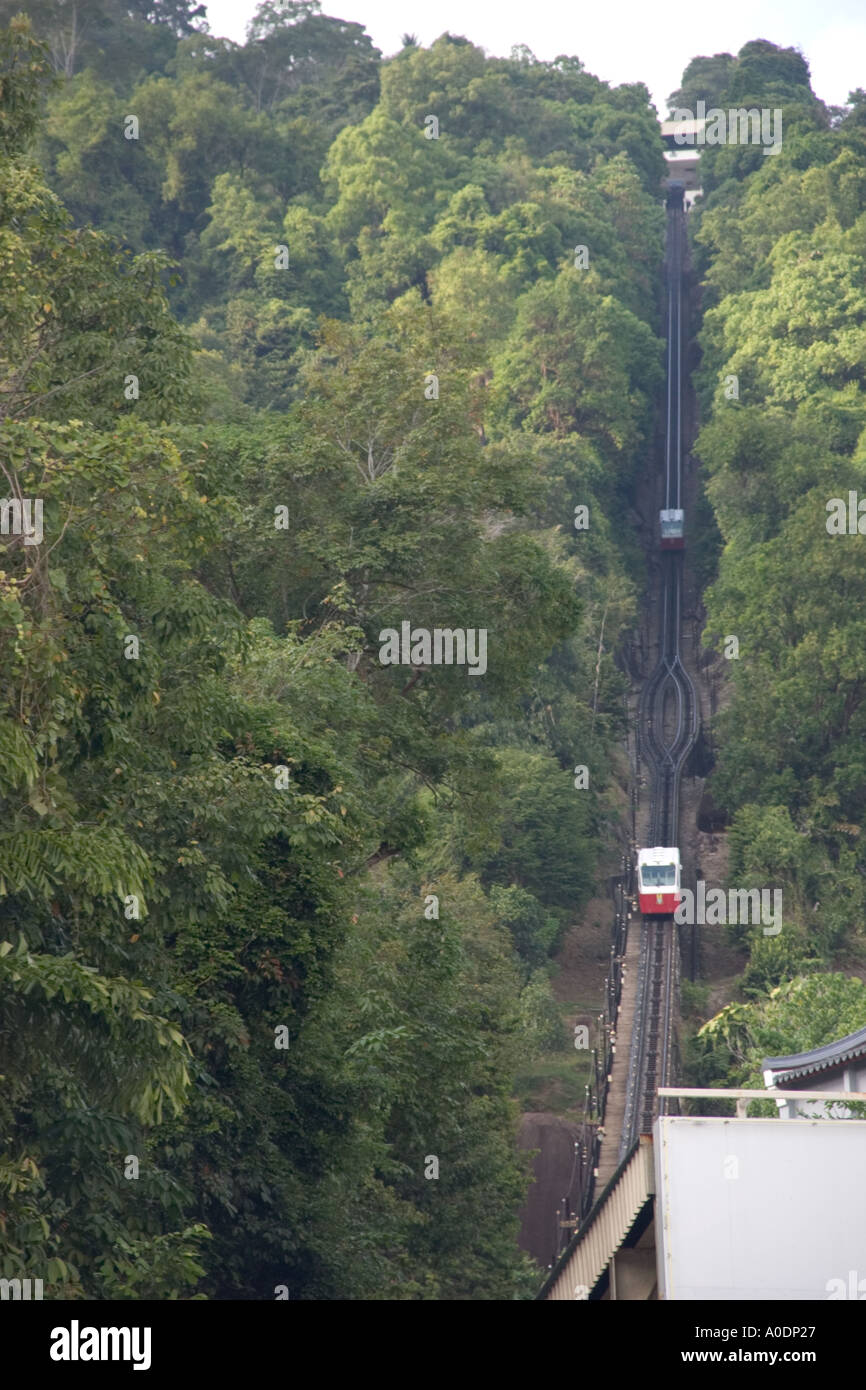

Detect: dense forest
681,48,866,1085
1,1,866,1300
0,2,663,1300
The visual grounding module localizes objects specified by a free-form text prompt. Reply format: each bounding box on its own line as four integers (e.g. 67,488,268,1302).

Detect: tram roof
637,847,679,864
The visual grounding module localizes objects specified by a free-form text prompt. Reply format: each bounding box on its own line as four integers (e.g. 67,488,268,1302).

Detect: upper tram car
660,508,684,549
637,847,681,915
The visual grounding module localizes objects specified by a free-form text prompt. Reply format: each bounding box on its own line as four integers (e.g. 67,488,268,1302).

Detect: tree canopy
0,12,666,1298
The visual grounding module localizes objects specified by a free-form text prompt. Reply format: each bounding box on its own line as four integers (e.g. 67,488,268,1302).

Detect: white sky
202,0,865,116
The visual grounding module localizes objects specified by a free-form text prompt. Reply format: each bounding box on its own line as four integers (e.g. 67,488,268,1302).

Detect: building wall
654,1116,866,1299
764,1061,866,1118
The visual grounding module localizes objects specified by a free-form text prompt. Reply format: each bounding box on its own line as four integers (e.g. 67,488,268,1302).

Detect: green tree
696,974,866,1088
667,52,735,115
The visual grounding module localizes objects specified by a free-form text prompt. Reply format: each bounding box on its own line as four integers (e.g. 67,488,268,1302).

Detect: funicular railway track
620,186,696,1158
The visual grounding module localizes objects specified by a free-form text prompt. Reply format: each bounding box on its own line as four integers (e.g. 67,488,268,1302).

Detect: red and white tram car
637,847,681,915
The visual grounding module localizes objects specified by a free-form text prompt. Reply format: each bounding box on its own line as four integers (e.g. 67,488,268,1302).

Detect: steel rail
622,194,696,1152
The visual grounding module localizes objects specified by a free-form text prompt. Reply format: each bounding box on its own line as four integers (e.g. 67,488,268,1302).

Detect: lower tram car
660,509,684,549
637,846,681,915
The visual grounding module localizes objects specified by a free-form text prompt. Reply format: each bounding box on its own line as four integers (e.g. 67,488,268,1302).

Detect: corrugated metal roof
763,1024,866,1081
538,1137,655,1301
